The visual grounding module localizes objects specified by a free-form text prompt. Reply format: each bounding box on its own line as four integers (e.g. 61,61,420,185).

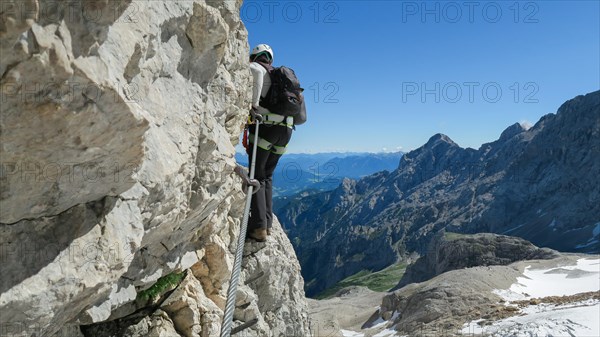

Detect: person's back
245,44,306,241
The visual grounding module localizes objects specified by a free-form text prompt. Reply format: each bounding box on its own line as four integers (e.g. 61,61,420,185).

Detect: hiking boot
248,228,267,242
267,228,272,236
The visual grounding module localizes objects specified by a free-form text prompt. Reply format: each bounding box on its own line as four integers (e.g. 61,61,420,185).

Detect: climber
245,43,307,242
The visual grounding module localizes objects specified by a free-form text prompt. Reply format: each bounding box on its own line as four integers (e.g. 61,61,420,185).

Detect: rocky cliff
0,1,311,336
393,231,559,289
279,91,600,297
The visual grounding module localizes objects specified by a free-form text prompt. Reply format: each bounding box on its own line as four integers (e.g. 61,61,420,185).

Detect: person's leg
247,126,271,238
263,126,293,232
263,152,282,231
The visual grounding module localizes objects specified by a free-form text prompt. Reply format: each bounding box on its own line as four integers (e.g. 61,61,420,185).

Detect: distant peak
499,122,526,141
426,133,457,147
557,90,600,116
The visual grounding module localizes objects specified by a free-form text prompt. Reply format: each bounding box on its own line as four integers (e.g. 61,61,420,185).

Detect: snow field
463,258,600,336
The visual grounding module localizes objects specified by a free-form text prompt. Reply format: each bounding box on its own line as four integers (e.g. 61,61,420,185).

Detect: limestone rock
79,218,312,337
0,1,311,336
239,218,312,336
80,309,180,337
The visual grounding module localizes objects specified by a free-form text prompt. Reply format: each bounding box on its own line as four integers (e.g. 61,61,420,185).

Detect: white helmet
251,44,274,63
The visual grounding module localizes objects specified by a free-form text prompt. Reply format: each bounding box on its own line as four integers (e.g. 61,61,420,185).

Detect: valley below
308,254,599,337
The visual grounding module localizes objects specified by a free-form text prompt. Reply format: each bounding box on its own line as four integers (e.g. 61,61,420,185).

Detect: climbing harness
242,115,254,151
261,113,294,128
242,113,289,155
242,127,249,150
247,133,287,155
220,119,261,337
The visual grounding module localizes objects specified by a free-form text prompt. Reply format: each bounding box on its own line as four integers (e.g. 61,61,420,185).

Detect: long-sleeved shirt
249,62,271,116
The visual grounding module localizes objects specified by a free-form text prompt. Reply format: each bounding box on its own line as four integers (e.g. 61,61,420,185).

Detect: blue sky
240,1,599,153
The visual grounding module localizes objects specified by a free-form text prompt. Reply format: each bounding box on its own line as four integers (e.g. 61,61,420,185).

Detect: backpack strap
256,61,273,110
256,61,273,73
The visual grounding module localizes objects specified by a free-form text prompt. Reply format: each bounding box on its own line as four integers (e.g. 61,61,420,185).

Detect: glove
250,107,263,123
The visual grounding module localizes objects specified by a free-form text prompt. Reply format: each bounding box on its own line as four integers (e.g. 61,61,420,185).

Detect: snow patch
356,310,401,336
466,258,600,336
462,302,600,336
341,329,364,337
493,258,599,300
373,328,399,337
369,316,387,329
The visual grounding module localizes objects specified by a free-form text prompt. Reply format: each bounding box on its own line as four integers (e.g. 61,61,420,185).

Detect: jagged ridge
279,90,600,297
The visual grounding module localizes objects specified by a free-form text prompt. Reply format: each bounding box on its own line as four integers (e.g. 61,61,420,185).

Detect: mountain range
277,91,600,297
236,151,403,196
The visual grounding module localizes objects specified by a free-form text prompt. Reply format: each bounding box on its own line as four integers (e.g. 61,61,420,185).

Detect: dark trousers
247,124,292,230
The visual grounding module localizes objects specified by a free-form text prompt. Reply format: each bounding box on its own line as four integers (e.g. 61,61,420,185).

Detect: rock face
279,91,600,297
0,1,311,336
378,264,524,335
79,219,311,337
394,231,559,289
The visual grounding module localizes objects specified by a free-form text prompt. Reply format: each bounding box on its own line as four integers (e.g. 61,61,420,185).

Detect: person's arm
249,62,265,109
